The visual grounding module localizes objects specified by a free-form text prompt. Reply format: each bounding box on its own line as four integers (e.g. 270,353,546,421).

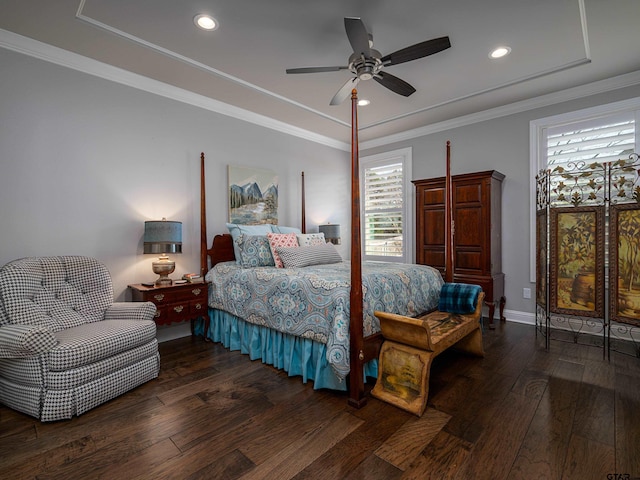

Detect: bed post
444,141,454,283
301,171,306,233
348,88,366,408
200,152,207,277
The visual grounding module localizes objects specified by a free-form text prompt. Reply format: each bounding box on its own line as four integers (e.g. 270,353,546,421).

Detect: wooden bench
371,292,485,416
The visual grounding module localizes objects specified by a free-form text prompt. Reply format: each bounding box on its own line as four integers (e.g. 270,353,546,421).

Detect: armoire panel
414,170,505,327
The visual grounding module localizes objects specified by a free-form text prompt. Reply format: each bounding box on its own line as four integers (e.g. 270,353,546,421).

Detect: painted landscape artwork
550,206,604,317
611,204,640,326
228,165,278,225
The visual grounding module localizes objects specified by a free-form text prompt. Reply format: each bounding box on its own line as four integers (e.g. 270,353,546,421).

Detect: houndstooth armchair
0,256,160,421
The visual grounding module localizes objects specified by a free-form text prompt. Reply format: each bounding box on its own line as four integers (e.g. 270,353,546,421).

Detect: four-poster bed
198,91,457,407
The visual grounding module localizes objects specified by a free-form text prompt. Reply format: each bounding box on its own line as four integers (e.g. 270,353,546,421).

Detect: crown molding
0,28,350,152
361,69,640,150
3,26,639,154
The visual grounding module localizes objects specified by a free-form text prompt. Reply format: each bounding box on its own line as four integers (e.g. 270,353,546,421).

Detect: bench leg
452,327,484,357
371,341,434,417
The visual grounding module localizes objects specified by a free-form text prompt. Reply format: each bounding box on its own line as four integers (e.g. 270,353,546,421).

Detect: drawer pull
192,288,202,296
195,303,202,310
154,311,160,318
173,305,184,313
153,294,165,302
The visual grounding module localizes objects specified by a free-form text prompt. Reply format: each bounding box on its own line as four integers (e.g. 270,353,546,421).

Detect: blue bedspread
205,261,443,379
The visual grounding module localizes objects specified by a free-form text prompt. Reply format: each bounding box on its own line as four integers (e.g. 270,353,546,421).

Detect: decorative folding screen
536,153,640,355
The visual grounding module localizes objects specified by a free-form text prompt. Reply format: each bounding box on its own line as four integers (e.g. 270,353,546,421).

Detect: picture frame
609,203,640,326
549,206,604,317
228,165,278,225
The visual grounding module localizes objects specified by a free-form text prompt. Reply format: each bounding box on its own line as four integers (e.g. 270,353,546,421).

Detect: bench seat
372,292,484,416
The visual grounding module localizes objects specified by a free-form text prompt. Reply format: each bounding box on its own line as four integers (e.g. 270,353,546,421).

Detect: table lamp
318,223,341,245
143,218,182,286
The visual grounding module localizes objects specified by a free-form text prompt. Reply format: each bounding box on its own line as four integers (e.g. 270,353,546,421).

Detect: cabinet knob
192,288,202,296
195,303,202,310
153,294,165,302
173,305,184,313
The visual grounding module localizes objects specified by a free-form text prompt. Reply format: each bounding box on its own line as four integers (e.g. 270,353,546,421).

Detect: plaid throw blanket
438,283,482,314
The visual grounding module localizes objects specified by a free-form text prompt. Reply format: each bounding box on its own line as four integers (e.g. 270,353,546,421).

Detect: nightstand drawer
128,282,209,335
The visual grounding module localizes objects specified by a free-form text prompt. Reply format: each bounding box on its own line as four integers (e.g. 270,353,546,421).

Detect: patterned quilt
205,261,444,379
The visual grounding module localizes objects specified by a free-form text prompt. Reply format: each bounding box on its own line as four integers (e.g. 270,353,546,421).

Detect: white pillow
296,233,325,246
276,243,342,268
270,225,302,234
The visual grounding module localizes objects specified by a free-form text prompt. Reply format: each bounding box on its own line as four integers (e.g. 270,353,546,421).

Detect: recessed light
490,46,511,59
194,14,218,31
358,99,370,106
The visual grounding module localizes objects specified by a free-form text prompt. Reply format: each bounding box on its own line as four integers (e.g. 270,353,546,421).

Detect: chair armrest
0,324,59,358
104,302,157,322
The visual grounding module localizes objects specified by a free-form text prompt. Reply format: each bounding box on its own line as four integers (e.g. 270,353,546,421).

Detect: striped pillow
276,243,342,268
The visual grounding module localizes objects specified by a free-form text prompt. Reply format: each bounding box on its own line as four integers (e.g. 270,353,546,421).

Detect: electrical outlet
523,287,531,299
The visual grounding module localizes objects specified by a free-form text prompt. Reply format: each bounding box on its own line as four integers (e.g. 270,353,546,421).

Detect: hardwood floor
1,321,639,480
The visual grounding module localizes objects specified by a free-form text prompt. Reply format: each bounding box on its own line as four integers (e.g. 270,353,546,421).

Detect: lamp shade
143,220,182,254
318,224,341,245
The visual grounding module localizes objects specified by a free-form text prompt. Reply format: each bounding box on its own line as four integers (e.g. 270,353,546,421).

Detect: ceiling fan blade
330,77,360,106
373,71,416,97
344,17,371,57
381,36,451,66
286,66,349,74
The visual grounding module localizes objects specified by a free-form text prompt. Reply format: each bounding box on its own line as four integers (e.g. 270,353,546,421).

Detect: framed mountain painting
228,165,278,225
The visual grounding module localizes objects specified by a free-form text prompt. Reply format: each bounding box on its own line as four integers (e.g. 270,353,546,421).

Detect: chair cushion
47,319,157,371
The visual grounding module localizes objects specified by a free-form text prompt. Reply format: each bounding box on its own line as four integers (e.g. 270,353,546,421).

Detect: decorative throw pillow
296,233,326,246
226,223,273,263
276,243,343,268
235,235,275,268
266,232,299,268
438,283,482,314
270,225,302,234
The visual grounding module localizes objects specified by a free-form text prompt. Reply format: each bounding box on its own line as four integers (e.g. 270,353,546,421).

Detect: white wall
0,48,350,313
4,44,640,332
363,84,640,320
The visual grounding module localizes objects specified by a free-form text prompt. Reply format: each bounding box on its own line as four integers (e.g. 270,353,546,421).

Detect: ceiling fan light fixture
194,14,218,31
490,46,511,59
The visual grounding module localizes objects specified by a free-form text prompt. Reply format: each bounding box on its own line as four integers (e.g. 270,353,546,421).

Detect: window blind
363,162,403,258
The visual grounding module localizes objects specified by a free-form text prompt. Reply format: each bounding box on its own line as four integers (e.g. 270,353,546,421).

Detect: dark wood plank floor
1,322,639,480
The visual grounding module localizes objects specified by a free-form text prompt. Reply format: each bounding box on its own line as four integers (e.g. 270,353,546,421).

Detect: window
361,147,413,263
529,97,640,281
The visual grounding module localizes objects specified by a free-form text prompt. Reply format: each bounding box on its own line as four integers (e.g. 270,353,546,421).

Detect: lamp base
155,274,173,286
152,255,175,286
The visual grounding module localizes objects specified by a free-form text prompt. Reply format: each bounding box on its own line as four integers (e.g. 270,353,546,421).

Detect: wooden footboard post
200,152,208,277
348,88,366,408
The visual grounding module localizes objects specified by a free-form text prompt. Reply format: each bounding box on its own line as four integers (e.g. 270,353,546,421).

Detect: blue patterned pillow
235,235,275,268
226,223,274,263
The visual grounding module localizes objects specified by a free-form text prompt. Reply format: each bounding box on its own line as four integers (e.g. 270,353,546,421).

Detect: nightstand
128,282,209,338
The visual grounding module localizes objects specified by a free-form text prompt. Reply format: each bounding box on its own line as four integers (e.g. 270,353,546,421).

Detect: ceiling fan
286,17,451,105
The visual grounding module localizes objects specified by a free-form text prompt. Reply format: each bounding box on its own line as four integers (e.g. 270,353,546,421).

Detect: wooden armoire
414,170,505,327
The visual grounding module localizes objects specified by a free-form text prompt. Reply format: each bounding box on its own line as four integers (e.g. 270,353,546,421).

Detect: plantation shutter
363,162,403,258
546,112,635,168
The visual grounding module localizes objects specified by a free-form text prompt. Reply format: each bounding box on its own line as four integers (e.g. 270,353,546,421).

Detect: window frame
360,147,413,263
529,96,640,282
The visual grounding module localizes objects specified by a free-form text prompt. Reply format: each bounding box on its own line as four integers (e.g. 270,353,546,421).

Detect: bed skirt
193,309,377,391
